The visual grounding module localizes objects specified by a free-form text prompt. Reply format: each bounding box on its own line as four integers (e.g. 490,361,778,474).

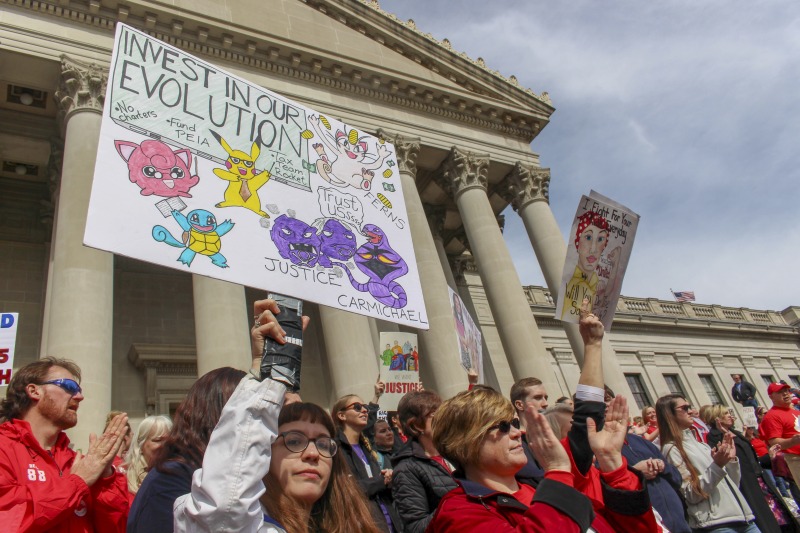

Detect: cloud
379,0,800,310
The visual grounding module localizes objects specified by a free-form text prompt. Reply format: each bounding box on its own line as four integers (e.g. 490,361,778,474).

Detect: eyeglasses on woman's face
674,403,692,413
343,402,367,413
487,418,521,435
279,431,338,458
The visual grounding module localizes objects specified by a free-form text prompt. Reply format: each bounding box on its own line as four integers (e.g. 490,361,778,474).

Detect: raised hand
373,377,385,403
711,439,734,467
588,395,628,472
250,298,310,373
467,367,479,385
71,413,129,486
522,409,572,474
578,298,604,346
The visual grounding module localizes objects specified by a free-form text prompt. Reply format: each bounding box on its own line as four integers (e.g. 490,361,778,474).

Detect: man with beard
0,357,129,531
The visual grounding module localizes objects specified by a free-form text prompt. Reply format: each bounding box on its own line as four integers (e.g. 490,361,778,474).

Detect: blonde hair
701,404,730,429
544,404,574,440
124,415,173,494
331,395,378,462
432,387,514,470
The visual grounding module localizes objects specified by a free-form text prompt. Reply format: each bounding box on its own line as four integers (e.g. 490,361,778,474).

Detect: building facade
1,0,797,446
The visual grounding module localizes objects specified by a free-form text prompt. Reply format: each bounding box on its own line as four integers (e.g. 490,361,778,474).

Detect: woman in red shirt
642,406,659,442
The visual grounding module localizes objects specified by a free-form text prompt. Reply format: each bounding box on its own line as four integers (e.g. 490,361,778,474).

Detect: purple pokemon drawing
270,214,321,267
336,224,408,308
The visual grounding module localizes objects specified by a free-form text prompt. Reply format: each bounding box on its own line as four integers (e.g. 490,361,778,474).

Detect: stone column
435,148,555,389
192,277,250,376
47,57,112,448
377,131,465,399
318,306,378,401
501,163,632,398
39,138,63,356
424,204,457,288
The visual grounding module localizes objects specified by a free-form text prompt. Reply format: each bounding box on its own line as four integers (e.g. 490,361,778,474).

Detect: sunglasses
39,378,82,396
675,404,692,413
488,418,521,434
279,431,338,458
343,402,367,413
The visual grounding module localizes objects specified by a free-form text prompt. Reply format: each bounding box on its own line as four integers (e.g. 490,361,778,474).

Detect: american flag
672,290,696,303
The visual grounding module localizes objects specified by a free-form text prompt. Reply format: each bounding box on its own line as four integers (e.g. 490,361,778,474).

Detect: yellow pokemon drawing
211,131,271,218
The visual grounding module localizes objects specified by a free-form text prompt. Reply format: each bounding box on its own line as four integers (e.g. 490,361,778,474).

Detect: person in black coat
732,374,760,408
390,390,456,533
621,432,691,533
705,405,795,533
333,393,402,533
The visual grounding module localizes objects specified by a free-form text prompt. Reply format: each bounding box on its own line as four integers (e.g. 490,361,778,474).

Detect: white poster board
555,191,640,329
84,24,428,328
0,313,19,386
378,332,420,410
448,287,483,382
742,406,758,428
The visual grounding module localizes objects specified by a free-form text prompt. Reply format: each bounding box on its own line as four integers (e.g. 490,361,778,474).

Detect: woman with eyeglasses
174,298,379,533
333,394,401,532
657,394,758,532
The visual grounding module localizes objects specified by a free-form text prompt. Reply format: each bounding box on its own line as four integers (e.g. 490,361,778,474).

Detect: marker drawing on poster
0,313,19,386
84,24,428,328
555,191,639,330
448,287,483,383
378,332,420,411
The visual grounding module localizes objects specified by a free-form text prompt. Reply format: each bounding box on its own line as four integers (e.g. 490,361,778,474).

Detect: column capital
450,253,479,285
423,203,447,239
376,129,420,175
56,56,108,124
500,163,551,211
436,147,489,199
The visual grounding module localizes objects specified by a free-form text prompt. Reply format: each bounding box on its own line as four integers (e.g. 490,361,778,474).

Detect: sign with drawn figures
0,313,19,386
84,24,428,328
555,191,639,330
378,332,421,410
448,287,483,382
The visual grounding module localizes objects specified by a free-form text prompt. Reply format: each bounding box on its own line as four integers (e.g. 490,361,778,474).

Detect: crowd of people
2,297,800,532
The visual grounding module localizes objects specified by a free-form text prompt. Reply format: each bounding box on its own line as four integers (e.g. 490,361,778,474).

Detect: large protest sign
378,332,420,410
741,406,758,429
448,287,483,382
0,313,19,386
84,24,428,328
555,191,639,329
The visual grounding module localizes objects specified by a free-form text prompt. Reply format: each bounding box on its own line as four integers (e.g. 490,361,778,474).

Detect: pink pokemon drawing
115,139,200,198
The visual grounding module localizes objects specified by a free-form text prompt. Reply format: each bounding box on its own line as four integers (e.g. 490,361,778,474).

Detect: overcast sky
378,0,800,312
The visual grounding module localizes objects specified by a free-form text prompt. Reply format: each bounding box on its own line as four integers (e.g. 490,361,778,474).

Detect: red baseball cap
768,382,791,395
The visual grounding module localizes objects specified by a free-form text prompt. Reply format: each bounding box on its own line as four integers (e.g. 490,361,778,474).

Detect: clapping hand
71,413,129,486
587,395,628,472
523,409,572,474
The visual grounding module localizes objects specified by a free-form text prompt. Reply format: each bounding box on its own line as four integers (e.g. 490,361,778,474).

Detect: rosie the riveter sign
84,24,427,328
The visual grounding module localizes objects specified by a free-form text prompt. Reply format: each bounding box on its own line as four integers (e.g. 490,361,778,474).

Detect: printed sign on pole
84,24,428,328
555,191,639,330
0,313,19,386
448,287,483,383
378,332,420,410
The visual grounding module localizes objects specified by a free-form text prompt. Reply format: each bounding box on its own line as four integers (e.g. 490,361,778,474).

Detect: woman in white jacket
657,394,759,533
173,298,380,533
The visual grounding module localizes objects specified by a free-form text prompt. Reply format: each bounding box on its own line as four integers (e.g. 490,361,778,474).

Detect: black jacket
390,438,457,533
708,427,794,533
731,380,758,404
335,430,403,532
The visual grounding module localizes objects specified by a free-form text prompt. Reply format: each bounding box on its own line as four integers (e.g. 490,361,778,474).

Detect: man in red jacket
0,357,129,532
